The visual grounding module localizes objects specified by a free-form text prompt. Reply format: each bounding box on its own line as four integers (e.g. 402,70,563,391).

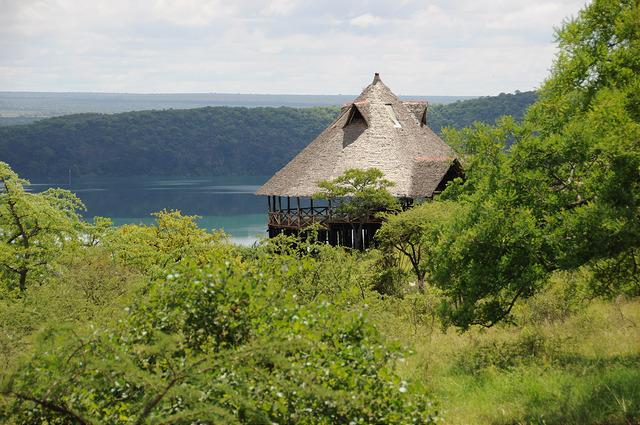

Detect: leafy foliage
0,2,639,423
315,168,400,250
0,162,84,292
416,0,640,328
248,233,378,304
1,242,438,424
316,168,399,217
103,209,227,278
376,201,459,292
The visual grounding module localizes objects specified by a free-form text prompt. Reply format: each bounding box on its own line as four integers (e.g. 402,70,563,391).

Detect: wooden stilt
363,227,367,250
343,228,352,248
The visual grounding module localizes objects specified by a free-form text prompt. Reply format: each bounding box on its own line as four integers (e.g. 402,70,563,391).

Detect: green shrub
456,328,563,374
516,270,589,325
402,291,444,335
1,251,438,424
250,233,378,305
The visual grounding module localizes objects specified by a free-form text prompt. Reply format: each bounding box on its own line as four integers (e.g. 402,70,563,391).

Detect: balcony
267,206,383,229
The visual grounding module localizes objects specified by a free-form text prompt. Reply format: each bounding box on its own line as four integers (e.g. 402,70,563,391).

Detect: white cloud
0,0,590,95
262,0,298,16
151,0,229,27
349,13,383,28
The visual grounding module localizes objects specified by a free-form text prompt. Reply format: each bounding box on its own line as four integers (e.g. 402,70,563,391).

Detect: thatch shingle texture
256,74,458,198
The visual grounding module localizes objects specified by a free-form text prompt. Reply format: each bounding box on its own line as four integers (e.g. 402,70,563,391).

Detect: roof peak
354,73,399,105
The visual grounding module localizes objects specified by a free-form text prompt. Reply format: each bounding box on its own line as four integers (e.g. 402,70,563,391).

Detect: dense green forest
427,91,537,134
0,107,338,179
1,0,639,423
0,91,536,180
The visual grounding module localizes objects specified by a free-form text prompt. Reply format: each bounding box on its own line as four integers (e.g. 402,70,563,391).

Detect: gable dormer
403,101,428,126
342,103,369,128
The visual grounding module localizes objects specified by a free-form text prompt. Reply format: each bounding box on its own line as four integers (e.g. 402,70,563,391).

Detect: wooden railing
267,206,383,228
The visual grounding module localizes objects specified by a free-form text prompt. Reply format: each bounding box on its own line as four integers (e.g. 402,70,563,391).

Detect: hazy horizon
0,91,483,125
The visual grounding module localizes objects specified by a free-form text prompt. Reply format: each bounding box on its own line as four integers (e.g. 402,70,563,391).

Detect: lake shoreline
28,175,269,246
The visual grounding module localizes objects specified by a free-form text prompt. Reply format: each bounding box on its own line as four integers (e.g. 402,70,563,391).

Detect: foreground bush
1,254,438,424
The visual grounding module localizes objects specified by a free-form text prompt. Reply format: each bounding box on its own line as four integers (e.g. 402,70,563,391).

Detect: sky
0,0,588,96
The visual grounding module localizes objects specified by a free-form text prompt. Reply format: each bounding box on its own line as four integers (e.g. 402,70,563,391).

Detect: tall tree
315,168,399,250
0,162,84,292
432,0,640,328
376,201,459,293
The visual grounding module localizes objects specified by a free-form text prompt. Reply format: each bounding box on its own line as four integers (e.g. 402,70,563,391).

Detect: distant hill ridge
0,91,536,180
0,91,477,126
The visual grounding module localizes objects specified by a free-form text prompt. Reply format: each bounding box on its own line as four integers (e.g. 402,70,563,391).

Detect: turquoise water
29,176,269,245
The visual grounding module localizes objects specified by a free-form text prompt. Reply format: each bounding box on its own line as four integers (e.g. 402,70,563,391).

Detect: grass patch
374,295,640,424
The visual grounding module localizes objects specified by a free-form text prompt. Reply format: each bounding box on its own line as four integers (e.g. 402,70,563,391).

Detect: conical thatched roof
256,73,459,198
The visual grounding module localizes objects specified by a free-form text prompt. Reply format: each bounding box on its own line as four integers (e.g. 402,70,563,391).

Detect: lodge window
345,106,367,127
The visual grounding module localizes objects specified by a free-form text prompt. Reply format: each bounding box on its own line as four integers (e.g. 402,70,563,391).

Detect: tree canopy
0,162,84,292
406,0,640,328
315,168,400,250
376,201,460,293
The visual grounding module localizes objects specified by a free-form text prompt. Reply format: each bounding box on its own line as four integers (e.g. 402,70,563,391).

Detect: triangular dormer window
402,101,427,126
343,105,368,128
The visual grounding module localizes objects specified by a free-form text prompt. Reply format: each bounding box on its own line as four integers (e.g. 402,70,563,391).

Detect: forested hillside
0,91,536,179
427,90,537,134
0,107,338,179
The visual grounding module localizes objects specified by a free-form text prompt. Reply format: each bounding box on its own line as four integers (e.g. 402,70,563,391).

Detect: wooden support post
297,197,301,226
363,227,367,250
343,228,351,248
268,196,271,212
328,226,337,246
287,196,290,212
310,198,314,220
278,196,281,211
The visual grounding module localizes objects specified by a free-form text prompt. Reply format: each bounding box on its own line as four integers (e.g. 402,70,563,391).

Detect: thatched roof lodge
257,73,462,247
